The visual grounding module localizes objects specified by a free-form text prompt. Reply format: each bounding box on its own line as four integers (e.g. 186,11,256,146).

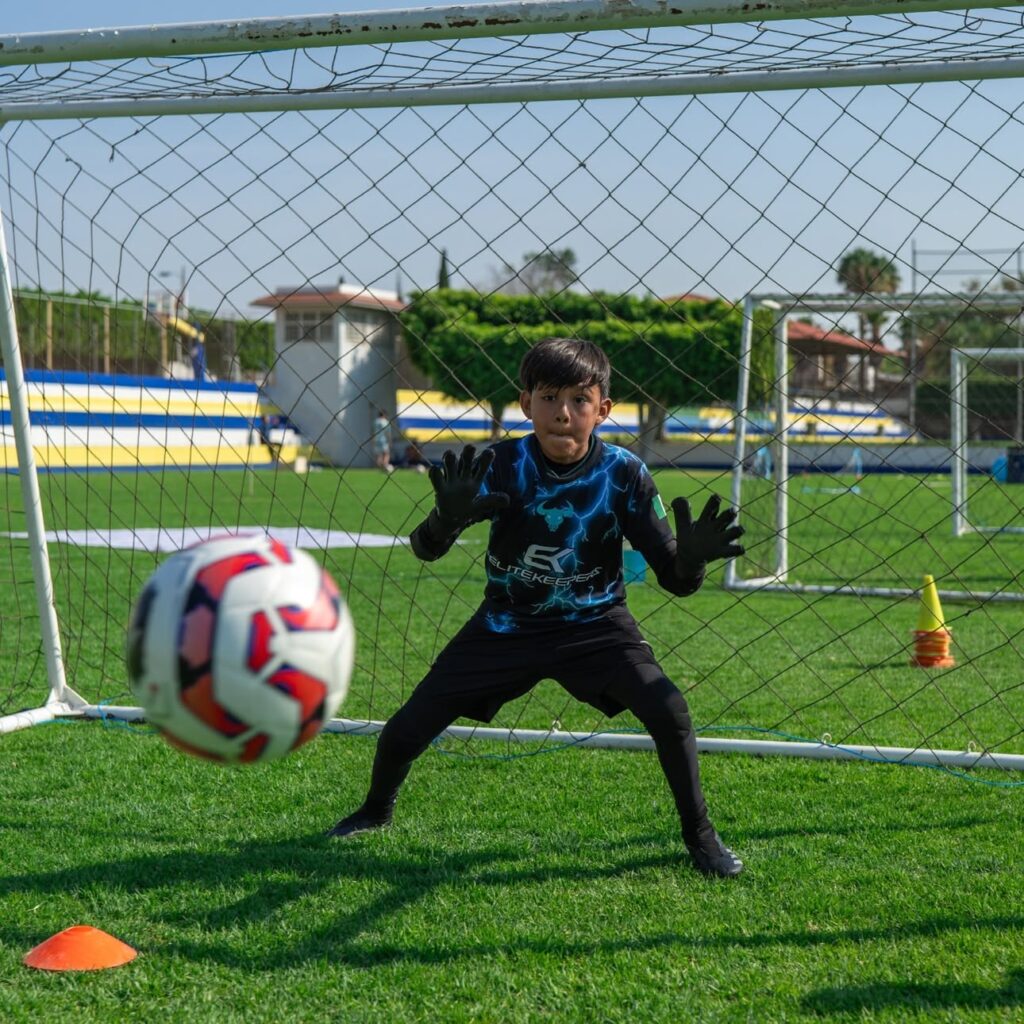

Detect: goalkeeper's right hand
429,445,509,533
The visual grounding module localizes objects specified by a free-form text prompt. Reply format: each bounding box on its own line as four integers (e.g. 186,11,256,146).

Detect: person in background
190,333,207,382
372,409,394,473
256,413,281,462
403,442,429,474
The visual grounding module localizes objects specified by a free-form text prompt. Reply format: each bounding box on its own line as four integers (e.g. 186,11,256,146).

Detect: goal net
2,0,1024,772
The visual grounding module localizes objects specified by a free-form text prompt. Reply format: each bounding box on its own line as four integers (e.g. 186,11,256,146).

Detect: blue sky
4,4,1024,339
6,2,473,34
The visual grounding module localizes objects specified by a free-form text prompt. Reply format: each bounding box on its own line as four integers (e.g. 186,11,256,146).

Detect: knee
379,696,454,761
379,703,434,759
630,676,694,739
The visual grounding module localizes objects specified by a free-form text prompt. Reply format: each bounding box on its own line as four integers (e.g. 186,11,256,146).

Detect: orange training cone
23,926,137,971
911,574,955,669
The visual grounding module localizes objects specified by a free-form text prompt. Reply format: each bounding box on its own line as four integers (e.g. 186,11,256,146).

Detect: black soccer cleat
326,807,392,839
686,831,744,878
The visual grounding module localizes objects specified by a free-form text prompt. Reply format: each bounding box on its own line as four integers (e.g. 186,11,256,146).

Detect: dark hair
518,337,611,397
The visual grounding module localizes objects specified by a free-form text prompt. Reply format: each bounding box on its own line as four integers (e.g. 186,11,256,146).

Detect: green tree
498,248,579,294
400,291,773,441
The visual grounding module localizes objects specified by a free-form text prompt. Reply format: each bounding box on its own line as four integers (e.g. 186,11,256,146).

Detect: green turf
1,465,1023,1020
0,723,1022,1023
1,465,1022,755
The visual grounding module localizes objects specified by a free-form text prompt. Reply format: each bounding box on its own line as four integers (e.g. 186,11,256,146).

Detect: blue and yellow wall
395,390,910,444
0,372,910,473
0,369,300,472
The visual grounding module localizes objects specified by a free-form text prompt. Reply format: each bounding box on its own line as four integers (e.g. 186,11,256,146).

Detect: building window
284,311,334,344
345,313,388,344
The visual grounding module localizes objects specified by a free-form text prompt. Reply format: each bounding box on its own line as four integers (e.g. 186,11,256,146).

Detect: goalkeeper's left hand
672,494,745,570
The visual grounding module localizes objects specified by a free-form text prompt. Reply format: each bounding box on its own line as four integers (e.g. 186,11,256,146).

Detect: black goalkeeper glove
672,494,745,571
428,445,510,534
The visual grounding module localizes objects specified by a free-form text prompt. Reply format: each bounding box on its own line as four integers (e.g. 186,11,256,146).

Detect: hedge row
400,290,774,419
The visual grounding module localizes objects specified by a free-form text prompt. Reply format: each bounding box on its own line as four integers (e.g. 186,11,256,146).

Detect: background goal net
2,0,1024,771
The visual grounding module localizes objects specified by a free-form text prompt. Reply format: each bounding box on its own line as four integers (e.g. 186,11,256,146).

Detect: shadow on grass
0,828,1020,974
735,813,1000,844
803,968,1024,1015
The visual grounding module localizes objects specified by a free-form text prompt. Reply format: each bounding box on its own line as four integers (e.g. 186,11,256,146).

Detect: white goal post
951,347,1024,537
4,0,1024,772
726,293,1024,604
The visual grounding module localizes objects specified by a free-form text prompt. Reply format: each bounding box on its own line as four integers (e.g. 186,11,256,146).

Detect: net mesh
1,7,1023,769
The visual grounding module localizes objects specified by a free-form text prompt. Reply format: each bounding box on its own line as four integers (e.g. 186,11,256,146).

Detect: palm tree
837,247,900,336
836,247,901,392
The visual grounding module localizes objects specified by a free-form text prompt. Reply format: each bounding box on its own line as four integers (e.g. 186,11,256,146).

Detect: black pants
361,612,712,844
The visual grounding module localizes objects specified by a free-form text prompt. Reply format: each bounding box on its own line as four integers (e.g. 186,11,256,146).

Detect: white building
251,283,425,467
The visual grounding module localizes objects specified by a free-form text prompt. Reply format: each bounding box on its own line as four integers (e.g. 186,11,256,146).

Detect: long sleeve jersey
411,435,705,635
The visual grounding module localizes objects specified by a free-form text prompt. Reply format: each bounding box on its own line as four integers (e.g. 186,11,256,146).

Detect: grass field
2,465,1022,754
1,464,1023,1021
1,722,1023,1022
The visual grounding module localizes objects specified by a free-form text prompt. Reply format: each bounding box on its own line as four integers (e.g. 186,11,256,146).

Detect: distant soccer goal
3,0,1024,772
951,347,1024,538
727,293,1024,605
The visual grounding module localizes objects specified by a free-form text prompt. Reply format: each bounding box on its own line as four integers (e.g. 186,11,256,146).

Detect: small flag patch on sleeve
653,494,667,519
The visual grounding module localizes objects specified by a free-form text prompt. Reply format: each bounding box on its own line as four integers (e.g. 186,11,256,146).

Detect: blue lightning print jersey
474,435,676,634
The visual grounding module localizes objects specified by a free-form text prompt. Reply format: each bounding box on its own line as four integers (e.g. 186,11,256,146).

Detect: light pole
156,269,174,371
158,267,188,369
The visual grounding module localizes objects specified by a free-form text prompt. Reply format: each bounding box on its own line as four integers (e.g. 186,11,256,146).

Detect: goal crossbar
6,3,1024,122
0,0,999,67
7,58,1024,124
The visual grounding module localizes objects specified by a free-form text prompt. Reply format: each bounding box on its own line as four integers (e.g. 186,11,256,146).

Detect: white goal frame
951,347,1024,538
5,0,1024,772
725,294,1024,604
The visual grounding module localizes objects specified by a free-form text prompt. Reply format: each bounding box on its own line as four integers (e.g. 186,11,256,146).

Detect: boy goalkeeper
330,337,746,877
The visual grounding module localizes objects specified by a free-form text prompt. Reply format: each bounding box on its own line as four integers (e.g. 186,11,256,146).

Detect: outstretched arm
652,494,745,596
409,445,510,562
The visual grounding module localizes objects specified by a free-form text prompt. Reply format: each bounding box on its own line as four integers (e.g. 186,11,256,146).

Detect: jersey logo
536,500,575,531
523,544,574,573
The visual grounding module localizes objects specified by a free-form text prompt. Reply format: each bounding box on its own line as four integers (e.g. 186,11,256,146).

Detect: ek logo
523,544,573,573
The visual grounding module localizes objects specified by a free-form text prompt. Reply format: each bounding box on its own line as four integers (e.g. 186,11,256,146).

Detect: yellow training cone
916,574,946,632
912,574,955,669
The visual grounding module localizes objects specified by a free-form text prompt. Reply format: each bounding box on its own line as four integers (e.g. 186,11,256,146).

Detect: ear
519,390,532,419
595,396,612,426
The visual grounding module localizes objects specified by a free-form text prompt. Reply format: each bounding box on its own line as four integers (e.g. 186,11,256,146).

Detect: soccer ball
126,534,354,763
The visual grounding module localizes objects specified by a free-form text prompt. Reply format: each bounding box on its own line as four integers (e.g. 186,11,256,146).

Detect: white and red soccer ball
126,534,354,763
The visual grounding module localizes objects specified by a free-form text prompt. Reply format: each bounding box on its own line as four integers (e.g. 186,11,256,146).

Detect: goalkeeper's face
519,382,612,464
